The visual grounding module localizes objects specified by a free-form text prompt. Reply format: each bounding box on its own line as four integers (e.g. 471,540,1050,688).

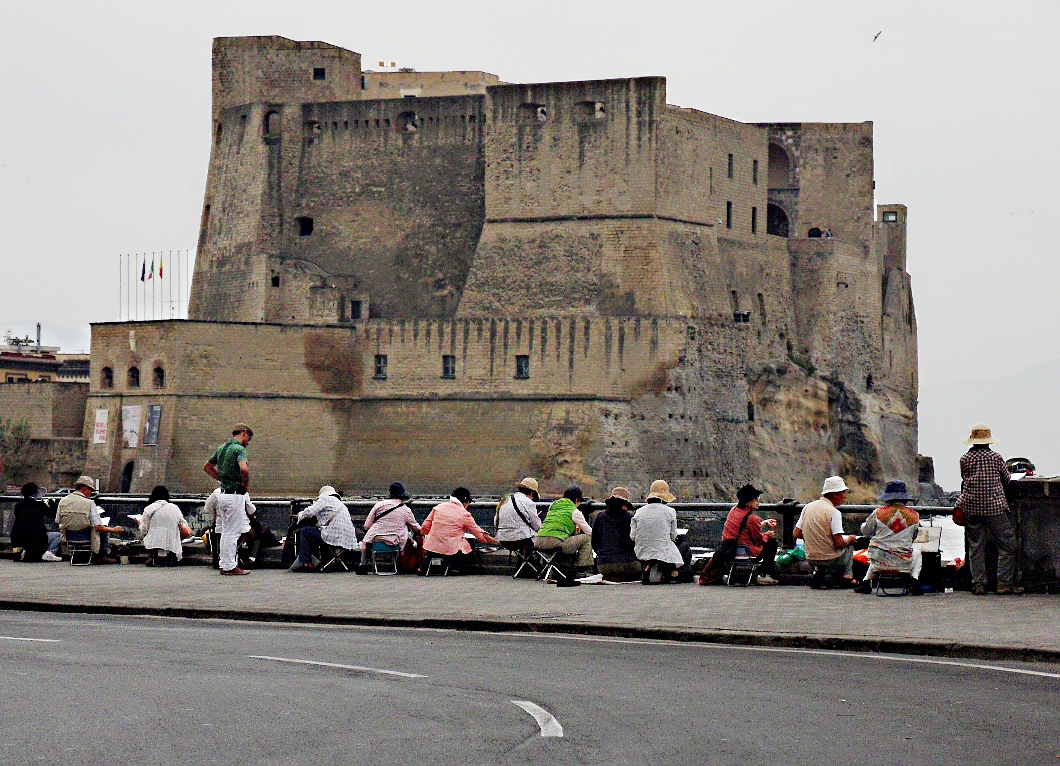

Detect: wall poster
143,405,162,447
121,405,142,449
92,409,108,445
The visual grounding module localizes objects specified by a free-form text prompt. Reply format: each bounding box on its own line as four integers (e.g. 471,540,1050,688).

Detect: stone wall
0,382,87,439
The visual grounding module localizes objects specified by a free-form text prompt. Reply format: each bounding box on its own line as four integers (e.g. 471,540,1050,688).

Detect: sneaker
94,556,118,565
40,551,62,562
1013,585,1026,595
287,561,314,573
221,567,250,575
972,583,987,596
756,574,779,586
996,586,1013,595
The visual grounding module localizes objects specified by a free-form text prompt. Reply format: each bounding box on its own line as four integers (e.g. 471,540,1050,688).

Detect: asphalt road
0,612,1057,765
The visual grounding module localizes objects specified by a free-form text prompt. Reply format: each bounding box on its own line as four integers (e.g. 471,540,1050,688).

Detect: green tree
0,418,46,488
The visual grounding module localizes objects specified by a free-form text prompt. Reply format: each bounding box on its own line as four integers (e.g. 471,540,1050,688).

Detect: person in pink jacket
419,487,498,574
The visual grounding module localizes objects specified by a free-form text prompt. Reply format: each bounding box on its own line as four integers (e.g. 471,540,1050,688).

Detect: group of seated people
11,471,925,594
495,478,695,585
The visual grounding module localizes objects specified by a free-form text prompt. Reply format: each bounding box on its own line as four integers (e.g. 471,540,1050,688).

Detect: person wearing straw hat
494,477,542,558
55,475,125,564
957,424,1021,595
794,476,858,588
854,480,923,595
631,480,687,584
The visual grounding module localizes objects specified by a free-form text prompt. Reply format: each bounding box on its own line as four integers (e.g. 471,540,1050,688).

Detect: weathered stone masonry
89,36,919,501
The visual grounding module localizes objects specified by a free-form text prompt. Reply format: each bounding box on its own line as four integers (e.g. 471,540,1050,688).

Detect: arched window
264,111,281,141
768,143,792,188
153,366,165,389
101,366,113,389
767,203,790,238
807,227,822,238
127,366,140,388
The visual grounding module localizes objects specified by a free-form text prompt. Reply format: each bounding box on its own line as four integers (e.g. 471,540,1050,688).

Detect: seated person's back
141,486,189,564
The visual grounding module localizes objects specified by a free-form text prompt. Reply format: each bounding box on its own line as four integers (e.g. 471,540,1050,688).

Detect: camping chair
371,542,400,576
423,555,450,577
872,569,908,597
725,545,760,586
320,545,352,573
65,530,93,566
536,549,569,583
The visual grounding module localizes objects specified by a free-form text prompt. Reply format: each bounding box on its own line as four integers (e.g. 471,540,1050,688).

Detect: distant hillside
920,360,1060,490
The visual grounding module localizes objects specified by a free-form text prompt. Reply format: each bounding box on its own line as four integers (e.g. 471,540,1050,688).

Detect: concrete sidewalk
1,559,1058,663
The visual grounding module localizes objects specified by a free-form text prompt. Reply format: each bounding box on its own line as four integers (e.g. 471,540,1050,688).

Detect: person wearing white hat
55,475,125,564
289,486,358,572
794,476,858,588
957,424,1021,595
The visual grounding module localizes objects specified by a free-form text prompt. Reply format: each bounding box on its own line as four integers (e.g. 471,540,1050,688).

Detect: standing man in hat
203,424,253,576
958,424,1021,595
794,476,858,588
55,475,125,564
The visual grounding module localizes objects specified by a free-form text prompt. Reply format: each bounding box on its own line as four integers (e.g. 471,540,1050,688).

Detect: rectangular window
350,300,362,320
442,355,456,379
373,354,387,379
751,206,758,234
727,153,734,179
726,201,733,229
753,159,759,185
883,210,898,222
515,355,530,379
313,67,326,81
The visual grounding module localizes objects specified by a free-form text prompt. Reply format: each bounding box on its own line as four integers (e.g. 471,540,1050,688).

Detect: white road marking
247,655,426,678
0,636,60,643
511,700,564,737
521,633,1060,680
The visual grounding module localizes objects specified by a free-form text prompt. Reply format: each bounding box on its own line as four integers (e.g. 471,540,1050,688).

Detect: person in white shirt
794,475,858,588
631,480,687,584
141,486,190,566
202,487,257,568
289,486,358,572
495,477,542,555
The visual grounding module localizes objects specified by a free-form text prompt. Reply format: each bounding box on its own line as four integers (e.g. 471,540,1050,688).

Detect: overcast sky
1,1,1057,489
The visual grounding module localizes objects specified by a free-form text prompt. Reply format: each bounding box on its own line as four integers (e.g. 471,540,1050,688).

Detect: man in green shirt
203,423,253,575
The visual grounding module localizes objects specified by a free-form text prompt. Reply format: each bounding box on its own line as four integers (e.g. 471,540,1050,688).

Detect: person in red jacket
721,484,780,585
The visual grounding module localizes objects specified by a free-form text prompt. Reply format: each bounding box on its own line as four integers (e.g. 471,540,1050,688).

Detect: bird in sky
873,31,882,42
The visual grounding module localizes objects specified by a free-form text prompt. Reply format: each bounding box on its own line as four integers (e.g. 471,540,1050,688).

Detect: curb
2,599,1057,665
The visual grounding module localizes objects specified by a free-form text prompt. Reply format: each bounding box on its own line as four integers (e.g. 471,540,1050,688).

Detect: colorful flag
140,257,146,282
159,255,163,279
148,256,155,279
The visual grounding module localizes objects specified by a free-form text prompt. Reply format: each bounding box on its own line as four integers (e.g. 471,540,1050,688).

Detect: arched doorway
767,204,790,237
120,461,135,493
768,143,792,188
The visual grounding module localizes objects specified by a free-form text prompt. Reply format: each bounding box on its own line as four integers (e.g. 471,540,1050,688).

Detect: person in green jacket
534,485,594,579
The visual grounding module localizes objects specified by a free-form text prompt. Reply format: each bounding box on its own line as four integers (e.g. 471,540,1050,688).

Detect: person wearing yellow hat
495,477,542,562
631,480,687,584
957,424,1021,595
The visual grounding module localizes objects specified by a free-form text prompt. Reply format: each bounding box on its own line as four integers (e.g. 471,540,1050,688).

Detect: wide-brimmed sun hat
318,485,341,499
607,487,632,503
74,475,96,490
516,477,539,494
877,479,915,504
645,480,676,503
821,476,849,495
964,424,997,445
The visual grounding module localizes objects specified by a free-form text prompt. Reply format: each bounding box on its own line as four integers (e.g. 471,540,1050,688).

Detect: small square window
313,68,326,81
297,216,314,236
441,355,456,379
374,354,387,379
882,210,898,222
515,355,530,379
271,274,280,287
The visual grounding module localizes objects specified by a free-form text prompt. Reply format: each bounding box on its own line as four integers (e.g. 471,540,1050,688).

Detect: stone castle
82,36,919,500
